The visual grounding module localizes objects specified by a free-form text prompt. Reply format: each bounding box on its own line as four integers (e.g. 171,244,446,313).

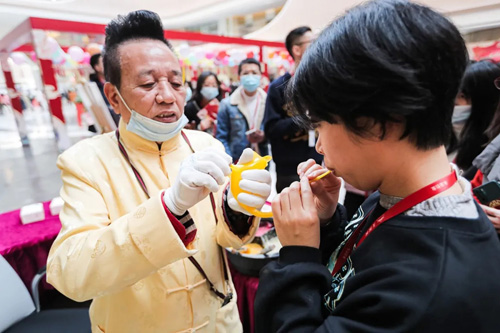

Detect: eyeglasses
294,39,315,46
495,77,500,90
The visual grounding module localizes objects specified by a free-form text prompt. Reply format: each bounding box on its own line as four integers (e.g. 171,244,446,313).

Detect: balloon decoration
68,46,85,63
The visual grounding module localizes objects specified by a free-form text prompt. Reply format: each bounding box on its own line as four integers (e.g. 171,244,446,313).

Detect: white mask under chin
116,88,188,142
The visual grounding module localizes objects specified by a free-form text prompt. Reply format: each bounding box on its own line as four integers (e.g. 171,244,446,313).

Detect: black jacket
263,73,322,175
255,193,500,332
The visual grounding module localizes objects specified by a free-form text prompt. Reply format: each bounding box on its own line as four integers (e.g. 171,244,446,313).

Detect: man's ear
104,82,121,114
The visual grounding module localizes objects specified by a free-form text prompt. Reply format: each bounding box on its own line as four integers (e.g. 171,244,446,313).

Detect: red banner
472,42,500,62
39,58,64,123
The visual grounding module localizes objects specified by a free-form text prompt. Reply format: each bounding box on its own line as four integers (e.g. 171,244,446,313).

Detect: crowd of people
46,0,500,332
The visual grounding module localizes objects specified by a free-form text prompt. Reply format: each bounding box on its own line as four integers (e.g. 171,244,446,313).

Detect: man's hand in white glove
164,147,232,215
228,148,272,216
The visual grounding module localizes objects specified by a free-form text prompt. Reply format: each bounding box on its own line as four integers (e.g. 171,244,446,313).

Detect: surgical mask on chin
115,88,188,142
200,87,219,100
240,74,261,93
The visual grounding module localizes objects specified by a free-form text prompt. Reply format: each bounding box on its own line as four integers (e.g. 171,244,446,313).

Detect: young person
255,1,500,331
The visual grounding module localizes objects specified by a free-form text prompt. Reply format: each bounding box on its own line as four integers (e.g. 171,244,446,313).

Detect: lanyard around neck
115,130,195,198
332,170,458,276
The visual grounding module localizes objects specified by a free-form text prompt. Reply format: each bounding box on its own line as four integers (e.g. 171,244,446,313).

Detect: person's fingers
271,193,282,219
239,179,271,198
241,169,272,183
237,148,254,165
237,193,266,208
287,182,302,212
297,159,317,177
279,187,292,214
186,170,220,192
481,204,500,217
304,165,324,179
300,177,315,210
194,160,225,185
197,148,232,175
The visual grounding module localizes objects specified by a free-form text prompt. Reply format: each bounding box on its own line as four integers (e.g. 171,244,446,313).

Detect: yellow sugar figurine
230,151,273,218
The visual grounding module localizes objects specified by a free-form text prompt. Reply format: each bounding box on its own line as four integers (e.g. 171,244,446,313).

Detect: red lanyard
115,130,195,198
331,170,458,276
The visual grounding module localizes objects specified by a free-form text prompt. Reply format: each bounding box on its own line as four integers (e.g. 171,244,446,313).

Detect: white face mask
200,87,219,101
452,105,471,138
452,105,471,124
116,88,188,142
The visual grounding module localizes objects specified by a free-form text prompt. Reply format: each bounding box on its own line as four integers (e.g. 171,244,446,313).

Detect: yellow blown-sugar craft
230,151,273,218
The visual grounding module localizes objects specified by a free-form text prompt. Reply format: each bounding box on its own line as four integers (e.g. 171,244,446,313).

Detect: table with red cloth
0,201,61,289
230,265,260,333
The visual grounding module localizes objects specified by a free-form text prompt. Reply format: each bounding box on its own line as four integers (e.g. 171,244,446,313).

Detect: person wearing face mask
447,60,500,178
46,10,272,333
216,58,268,161
184,71,222,134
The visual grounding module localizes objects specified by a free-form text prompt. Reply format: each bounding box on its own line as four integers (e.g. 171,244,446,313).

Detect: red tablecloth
230,265,260,333
0,201,61,289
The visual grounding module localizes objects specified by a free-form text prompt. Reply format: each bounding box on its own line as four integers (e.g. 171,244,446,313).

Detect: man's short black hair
289,0,468,150
238,58,261,75
90,53,101,71
285,26,312,60
103,10,173,88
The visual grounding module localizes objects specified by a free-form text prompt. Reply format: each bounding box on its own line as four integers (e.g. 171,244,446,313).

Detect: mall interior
1,0,500,332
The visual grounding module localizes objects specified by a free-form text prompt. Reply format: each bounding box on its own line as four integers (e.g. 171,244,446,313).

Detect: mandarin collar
117,118,182,154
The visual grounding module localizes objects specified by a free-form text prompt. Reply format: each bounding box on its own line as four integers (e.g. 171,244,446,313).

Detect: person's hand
227,148,272,215
272,177,320,248
164,147,232,215
297,159,341,223
205,99,219,119
200,117,215,131
480,204,500,234
247,130,265,144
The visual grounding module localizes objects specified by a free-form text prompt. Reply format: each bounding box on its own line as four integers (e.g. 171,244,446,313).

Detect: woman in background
184,71,222,134
451,60,500,178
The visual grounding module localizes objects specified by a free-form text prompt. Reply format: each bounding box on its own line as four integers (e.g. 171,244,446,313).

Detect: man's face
294,31,315,62
315,120,386,191
106,39,186,124
95,56,104,76
239,63,261,78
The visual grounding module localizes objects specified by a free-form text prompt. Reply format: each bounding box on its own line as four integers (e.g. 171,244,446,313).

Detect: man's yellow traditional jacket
47,120,259,332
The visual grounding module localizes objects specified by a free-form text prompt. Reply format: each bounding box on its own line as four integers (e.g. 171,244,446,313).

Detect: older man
47,10,271,333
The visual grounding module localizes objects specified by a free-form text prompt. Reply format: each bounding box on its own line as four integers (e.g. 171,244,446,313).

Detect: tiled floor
0,104,91,213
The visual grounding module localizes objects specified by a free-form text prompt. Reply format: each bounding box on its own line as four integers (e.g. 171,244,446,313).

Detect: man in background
217,58,268,162
263,26,322,192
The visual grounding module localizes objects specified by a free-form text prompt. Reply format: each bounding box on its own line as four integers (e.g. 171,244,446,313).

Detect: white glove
164,147,232,215
228,148,272,216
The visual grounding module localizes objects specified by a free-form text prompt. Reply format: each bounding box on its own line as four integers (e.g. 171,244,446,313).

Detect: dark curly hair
102,10,173,88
